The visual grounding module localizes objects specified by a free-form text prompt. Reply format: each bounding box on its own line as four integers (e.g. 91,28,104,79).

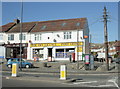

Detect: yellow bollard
12,63,18,77
60,65,66,80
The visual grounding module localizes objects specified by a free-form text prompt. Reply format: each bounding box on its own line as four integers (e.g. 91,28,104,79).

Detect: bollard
60,65,66,80
11,63,18,77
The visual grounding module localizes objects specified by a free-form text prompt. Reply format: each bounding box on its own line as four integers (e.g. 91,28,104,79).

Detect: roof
7,22,36,33
1,23,16,32
4,18,87,33
31,18,87,32
115,41,120,47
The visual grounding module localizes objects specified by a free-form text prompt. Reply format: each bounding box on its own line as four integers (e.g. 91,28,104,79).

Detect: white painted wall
3,29,89,61
0,46,5,58
29,30,83,43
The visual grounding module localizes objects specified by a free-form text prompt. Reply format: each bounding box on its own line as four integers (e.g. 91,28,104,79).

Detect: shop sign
77,47,83,52
5,43,28,47
30,42,83,47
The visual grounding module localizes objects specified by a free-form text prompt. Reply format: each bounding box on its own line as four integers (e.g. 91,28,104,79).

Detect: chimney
14,19,20,24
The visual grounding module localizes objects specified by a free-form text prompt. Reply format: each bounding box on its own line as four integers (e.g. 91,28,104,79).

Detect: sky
1,2,118,43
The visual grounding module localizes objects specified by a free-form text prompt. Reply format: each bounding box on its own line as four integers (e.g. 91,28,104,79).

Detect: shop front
5,43,28,59
30,42,83,61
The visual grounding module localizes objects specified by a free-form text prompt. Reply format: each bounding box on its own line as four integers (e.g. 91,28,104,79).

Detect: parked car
6,58,33,68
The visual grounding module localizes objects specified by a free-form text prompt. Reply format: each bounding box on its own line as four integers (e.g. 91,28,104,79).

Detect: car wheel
7,64,12,68
25,64,30,68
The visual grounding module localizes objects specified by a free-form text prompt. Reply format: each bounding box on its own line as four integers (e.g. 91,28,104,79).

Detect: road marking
108,77,120,89
89,84,115,87
73,81,98,84
62,82,115,87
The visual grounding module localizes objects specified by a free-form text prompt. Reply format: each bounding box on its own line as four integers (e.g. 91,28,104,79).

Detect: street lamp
20,1,23,71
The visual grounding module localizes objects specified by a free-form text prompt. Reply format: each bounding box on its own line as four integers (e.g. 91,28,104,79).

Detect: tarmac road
2,70,119,88
2,76,118,89
1,61,120,88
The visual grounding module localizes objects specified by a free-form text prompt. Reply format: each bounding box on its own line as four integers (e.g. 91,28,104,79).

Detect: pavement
1,60,120,84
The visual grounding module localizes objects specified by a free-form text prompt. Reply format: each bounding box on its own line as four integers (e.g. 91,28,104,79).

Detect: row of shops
1,42,84,61
1,18,89,61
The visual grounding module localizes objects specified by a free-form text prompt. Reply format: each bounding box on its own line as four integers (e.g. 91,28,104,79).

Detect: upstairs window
19,34,26,40
34,34,41,41
8,34,14,41
61,22,67,27
41,25,46,30
64,32,72,39
76,22,80,26
0,34,3,40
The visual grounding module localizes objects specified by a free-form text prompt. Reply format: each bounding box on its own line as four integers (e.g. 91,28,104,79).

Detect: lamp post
77,30,79,69
20,0,23,71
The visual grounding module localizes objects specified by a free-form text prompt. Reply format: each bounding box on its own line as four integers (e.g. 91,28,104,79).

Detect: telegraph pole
103,6,109,71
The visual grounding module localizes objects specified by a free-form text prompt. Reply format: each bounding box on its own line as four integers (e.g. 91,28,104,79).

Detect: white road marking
89,84,115,87
73,81,98,84
108,77,120,89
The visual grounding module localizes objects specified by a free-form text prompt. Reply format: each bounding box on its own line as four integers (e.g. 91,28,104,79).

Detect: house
91,41,119,59
1,18,90,61
114,40,120,58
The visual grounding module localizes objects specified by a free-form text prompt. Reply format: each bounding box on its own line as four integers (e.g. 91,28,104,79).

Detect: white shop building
2,18,90,61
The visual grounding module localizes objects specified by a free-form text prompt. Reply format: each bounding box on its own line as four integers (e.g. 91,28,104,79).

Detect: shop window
64,32,72,39
56,48,75,58
33,49,43,58
56,49,64,58
8,34,14,40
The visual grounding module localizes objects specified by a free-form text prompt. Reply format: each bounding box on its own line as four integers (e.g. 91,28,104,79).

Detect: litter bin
43,62,47,67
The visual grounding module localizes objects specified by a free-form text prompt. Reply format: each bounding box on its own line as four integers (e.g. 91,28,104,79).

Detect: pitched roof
114,41,120,47
1,22,16,32
31,18,87,32
5,18,87,33
7,22,36,33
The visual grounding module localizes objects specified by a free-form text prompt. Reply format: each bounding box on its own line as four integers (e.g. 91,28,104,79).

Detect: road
2,77,118,89
2,77,70,87
2,70,119,88
1,62,120,88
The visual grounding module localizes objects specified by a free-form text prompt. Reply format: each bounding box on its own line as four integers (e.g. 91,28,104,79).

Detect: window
19,34,26,40
34,34,41,41
64,32,72,39
33,49,44,58
56,48,75,58
41,25,46,30
76,22,80,26
8,34,14,40
61,23,67,27
0,34,3,40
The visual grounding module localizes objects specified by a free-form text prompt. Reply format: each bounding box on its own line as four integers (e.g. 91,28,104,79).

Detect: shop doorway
48,48,52,61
